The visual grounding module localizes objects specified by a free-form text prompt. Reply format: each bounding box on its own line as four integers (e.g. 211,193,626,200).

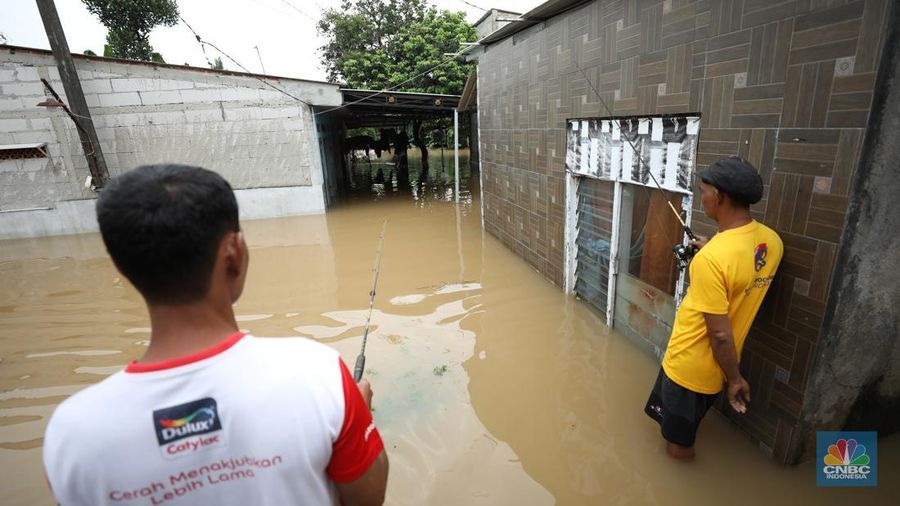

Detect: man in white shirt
43,164,388,505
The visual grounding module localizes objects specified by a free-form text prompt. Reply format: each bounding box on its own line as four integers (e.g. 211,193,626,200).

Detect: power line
179,14,469,119
457,0,488,12
178,15,310,106
246,0,311,23
276,0,318,22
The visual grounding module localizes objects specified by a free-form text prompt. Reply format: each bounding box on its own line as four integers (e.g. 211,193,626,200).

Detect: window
0,143,48,160
564,114,700,354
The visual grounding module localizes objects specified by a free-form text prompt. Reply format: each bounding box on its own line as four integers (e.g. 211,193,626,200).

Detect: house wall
475,9,522,40
476,0,891,463
0,46,341,239
795,8,900,461
312,108,346,206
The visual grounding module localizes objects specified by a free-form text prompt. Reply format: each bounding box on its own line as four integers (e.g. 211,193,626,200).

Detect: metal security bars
564,114,701,332
573,177,615,320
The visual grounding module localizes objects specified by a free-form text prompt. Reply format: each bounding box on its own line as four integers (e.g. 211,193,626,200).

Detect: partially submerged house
465,0,899,464
0,44,465,240
0,45,343,239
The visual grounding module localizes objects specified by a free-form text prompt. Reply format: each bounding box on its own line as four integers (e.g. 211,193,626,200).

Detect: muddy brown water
1,153,895,505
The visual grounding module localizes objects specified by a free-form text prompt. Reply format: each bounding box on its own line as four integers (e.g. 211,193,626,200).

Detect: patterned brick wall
477,0,890,463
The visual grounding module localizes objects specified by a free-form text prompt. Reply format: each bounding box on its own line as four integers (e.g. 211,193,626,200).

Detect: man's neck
716,208,753,233
140,301,239,364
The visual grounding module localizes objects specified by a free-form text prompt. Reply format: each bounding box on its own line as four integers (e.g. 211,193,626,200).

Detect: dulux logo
817,431,877,487
153,398,222,446
159,407,216,441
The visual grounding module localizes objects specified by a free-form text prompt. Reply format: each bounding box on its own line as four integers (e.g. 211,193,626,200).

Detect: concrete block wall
0,46,341,232
0,60,93,210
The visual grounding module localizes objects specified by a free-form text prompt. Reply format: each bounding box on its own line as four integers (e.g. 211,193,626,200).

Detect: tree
318,0,476,175
83,49,97,56
318,0,474,93
210,56,224,70
82,0,179,62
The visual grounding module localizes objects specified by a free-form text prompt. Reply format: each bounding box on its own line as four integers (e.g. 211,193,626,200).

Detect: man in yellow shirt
644,156,783,460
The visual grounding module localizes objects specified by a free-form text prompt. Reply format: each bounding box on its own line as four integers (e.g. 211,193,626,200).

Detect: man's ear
715,188,725,206
223,230,248,302
220,231,241,275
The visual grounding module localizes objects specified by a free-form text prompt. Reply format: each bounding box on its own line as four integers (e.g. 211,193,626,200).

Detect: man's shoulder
239,336,344,387
45,372,129,439
756,222,784,248
243,335,340,363
692,244,723,268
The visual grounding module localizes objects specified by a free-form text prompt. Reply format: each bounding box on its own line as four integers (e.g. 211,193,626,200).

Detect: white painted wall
0,185,329,240
0,47,342,238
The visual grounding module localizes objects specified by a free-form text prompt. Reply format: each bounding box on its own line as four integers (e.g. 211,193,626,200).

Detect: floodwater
1,151,896,505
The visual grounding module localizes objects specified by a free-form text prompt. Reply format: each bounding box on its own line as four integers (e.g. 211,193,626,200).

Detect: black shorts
644,367,719,447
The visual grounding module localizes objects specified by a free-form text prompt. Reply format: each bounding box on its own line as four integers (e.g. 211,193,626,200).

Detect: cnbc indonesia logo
817,432,877,487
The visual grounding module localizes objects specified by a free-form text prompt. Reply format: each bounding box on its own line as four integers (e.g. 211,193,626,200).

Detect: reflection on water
348,148,474,204
0,164,896,506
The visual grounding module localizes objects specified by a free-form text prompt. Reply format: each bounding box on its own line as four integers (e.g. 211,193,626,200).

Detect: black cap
698,156,764,205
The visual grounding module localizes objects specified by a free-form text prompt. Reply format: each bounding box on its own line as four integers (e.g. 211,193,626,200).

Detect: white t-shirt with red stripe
43,333,384,505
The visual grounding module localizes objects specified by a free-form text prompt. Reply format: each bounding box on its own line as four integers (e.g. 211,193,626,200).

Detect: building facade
0,46,341,239
471,0,896,463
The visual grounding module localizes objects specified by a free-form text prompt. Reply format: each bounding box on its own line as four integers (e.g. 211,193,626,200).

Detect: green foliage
210,56,224,70
82,0,179,62
83,49,98,56
347,127,379,138
317,0,476,95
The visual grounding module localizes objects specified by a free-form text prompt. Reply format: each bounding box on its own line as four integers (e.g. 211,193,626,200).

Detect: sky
2,0,541,82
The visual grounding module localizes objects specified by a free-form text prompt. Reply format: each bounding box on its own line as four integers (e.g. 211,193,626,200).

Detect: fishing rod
354,219,388,382
573,63,699,270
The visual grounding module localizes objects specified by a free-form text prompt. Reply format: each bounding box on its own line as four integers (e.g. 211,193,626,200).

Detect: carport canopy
329,89,461,129
321,88,466,202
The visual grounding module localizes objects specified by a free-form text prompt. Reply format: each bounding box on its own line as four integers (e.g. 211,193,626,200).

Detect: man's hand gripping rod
354,219,387,382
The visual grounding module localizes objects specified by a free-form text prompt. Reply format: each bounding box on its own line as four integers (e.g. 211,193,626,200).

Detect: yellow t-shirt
662,220,783,394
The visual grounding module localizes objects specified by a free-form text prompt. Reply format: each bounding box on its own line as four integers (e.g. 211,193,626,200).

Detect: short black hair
96,164,240,305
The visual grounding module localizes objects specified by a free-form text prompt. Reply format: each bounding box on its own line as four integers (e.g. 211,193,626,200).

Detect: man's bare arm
335,450,389,506
704,313,750,413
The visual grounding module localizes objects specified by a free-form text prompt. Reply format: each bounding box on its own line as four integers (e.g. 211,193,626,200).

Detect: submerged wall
0,46,341,239
476,0,892,463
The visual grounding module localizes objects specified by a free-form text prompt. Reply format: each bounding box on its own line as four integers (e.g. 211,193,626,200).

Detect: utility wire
276,0,319,22
179,13,470,117
457,0,488,12
178,15,311,106
247,0,311,23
